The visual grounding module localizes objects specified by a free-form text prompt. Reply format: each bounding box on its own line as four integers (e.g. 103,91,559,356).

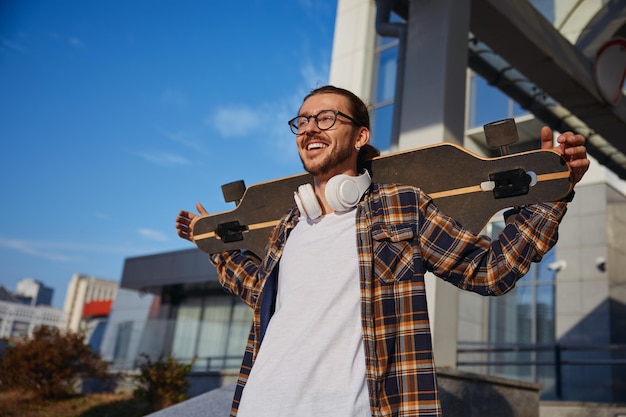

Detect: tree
0,326,108,399
133,354,193,412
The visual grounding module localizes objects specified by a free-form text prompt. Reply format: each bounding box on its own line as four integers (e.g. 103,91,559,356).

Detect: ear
354,126,370,149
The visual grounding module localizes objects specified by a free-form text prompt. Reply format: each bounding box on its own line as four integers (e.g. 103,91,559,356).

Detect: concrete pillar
398,0,470,149
397,0,472,367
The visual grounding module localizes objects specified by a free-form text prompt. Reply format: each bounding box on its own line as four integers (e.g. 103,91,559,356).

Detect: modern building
329,0,626,404
100,249,249,393
0,282,65,339
15,278,54,306
102,0,626,409
63,274,118,351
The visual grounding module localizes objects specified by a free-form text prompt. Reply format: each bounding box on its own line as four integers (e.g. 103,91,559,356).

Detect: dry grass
0,390,151,417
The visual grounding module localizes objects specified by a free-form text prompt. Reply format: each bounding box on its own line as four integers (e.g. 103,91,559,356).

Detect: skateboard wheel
222,180,246,204
483,118,519,154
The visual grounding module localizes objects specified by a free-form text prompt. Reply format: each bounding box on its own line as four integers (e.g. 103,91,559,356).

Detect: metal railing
457,342,626,400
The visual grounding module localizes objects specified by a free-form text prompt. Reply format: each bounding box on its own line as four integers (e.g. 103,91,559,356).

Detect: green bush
133,354,193,412
0,326,108,399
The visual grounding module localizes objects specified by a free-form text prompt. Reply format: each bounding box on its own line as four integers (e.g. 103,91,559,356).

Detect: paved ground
145,383,236,417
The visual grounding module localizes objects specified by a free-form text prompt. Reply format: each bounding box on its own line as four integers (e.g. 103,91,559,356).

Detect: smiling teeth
307,143,328,150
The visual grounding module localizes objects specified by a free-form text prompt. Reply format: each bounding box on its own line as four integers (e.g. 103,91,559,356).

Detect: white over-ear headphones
294,170,372,219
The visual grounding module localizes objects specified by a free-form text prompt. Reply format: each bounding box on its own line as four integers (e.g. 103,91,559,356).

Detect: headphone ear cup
325,171,372,212
294,183,322,219
326,174,358,211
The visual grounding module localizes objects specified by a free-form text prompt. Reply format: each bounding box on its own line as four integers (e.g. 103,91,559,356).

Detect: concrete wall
438,367,541,417
540,401,626,417
556,182,626,402
144,367,543,417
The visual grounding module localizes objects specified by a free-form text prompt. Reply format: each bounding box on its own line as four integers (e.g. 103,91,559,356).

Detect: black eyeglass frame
287,110,361,135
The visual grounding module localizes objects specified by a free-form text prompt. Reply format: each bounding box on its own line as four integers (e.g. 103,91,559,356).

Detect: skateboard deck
192,142,572,257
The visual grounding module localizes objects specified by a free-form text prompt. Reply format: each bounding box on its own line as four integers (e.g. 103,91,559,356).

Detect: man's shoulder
367,182,425,207
371,182,421,195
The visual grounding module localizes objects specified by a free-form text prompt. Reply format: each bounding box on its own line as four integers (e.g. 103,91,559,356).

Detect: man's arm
176,203,261,308
420,128,589,295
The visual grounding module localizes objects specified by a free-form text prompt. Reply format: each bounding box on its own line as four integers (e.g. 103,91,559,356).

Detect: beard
300,138,354,177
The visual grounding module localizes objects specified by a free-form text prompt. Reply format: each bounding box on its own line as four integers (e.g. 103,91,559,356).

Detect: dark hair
304,85,370,129
304,85,380,171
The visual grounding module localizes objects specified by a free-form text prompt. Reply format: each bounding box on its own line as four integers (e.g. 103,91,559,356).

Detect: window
10,320,29,338
468,74,528,129
169,293,252,372
370,13,404,151
487,220,557,397
113,321,133,361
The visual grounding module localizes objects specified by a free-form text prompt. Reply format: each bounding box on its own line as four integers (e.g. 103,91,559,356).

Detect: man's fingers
540,126,554,150
175,203,208,243
178,210,197,221
177,228,193,242
196,202,209,216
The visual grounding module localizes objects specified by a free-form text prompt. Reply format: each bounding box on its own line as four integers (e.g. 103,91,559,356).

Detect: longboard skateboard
192,142,572,257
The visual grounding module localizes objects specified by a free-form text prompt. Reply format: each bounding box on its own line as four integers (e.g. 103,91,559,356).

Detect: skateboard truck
217,221,249,243
489,168,532,198
482,118,535,198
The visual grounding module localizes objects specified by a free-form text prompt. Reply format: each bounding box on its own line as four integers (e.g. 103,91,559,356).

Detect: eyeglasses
287,110,360,135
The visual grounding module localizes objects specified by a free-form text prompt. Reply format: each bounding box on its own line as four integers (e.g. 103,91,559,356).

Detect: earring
355,146,361,151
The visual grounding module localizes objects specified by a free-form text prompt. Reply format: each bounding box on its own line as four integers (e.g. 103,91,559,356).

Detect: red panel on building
82,300,113,317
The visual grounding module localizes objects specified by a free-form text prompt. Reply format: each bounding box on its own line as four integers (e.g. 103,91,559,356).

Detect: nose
301,116,320,135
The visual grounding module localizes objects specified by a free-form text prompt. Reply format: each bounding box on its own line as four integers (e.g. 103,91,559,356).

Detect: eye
318,112,335,123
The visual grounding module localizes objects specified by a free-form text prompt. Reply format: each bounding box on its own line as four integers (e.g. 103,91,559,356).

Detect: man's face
296,93,360,180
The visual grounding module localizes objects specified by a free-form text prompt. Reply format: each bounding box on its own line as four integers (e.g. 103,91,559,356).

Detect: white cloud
135,150,191,166
0,237,76,262
158,128,206,153
206,105,261,138
138,228,168,242
0,236,166,263
202,60,329,165
300,61,330,89
0,36,29,55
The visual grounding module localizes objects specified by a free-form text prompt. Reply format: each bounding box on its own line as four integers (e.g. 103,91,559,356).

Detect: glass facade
135,288,252,372
467,74,528,129
486,221,558,398
370,14,403,151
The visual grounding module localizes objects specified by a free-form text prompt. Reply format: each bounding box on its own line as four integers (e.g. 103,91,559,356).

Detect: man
176,85,589,417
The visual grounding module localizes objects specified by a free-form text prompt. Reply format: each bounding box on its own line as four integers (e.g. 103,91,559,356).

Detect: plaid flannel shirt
210,183,566,417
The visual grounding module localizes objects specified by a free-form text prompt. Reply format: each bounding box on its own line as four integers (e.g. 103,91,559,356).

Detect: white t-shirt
236,209,370,417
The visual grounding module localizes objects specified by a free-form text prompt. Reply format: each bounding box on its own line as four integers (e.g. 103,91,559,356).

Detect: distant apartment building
15,278,54,306
0,279,65,339
64,274,118,352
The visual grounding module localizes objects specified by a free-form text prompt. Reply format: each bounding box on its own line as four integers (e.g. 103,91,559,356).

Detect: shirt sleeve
208,207,298,308
210,251,261,309
418,190,567,296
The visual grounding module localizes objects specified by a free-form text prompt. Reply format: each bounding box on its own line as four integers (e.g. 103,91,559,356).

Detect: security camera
596,257,606,272
547,260,567,272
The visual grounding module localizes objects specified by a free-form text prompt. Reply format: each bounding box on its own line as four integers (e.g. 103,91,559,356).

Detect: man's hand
176,202,209,242
541,126,590,186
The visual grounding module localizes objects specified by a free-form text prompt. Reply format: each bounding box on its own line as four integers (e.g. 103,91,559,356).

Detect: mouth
306,141,329,151
302,137,330,152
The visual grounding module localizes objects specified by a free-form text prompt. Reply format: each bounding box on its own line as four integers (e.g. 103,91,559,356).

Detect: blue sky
0,0,338,308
